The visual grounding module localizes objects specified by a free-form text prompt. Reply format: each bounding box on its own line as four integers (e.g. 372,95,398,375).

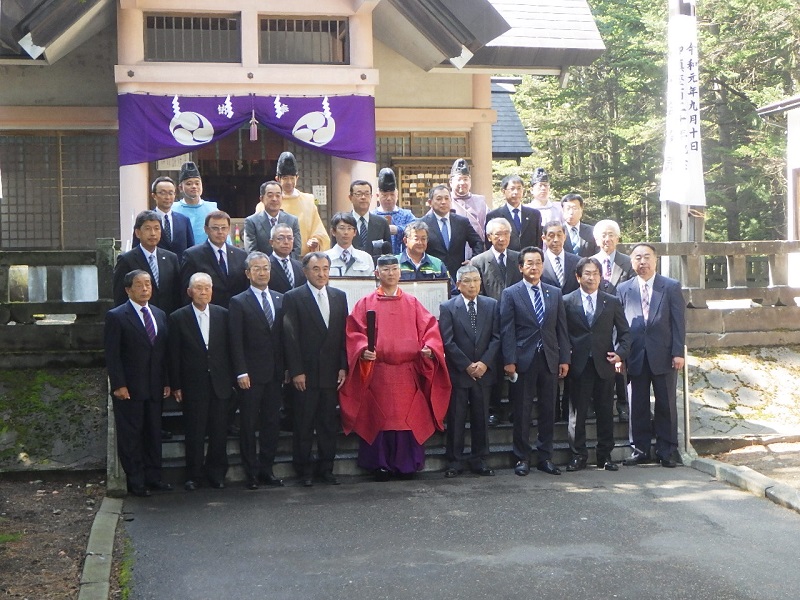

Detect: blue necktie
141,306,157,345
440,218,450,249
532,285,544,325
512,208,522,232
218,249,227,276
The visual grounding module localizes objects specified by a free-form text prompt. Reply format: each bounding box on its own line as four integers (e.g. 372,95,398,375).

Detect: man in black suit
485,175,542,252
563,258,631,472
267,223,307,294
104,269,171,497
561,193,598,257
617,243,686,468
244,180,302,259
282,252,348,487
421,184,483,281
180,211,248,309
346,179,391,263
500,247,570,477
168,272,234,491
228,251,285,489
439,266,501,478
470,217,522,425
114,210,181,316
132,177,195,257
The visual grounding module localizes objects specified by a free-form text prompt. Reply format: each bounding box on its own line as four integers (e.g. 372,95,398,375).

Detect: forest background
495,0,800,243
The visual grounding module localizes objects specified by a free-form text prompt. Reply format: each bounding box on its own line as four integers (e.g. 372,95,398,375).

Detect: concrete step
160,419,633,483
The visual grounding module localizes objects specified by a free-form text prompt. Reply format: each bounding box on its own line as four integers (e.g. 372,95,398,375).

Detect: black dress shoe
258,473,284,487
160,429,173,440
598,461,619,472
208,480,225,489
147,481,173,492
375,468,391,482
128,486,151,498
623,453,651,466
246,479,259,490
488,414,499,427
320,473,340,485
184,480,197,491
472,467,495,477
514,460,530,476
444,467,459,478
659,457,678,468
302,478,313,487
566,457,587,472
537,460,562,475
617,410,629,423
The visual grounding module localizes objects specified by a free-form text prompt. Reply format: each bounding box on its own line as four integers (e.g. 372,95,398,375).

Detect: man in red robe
339,255,452,480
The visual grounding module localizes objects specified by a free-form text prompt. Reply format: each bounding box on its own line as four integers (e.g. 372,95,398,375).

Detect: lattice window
145,14,241,63
0,134,119,250
259,17,349,65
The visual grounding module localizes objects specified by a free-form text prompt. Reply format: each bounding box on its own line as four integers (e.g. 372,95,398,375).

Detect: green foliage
501,0,798,242
0,532,23,545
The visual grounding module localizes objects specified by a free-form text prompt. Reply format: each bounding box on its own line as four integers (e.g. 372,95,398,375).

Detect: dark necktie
218,249,227,276
440,218,450,249
341,249,350,265
359,217,368,249
532,285,544,326
498,252,507,278
554,255,564,287
512,208,522,232
270,217,277,229
141,306,157,345
604,258,612,281
261,291,274,327
163,213,172,242
467,300,477,335
281,258,294,287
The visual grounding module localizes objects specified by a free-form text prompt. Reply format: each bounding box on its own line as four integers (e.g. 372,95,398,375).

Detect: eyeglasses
351,191,372,198
272,235,294,242
208,226,230,233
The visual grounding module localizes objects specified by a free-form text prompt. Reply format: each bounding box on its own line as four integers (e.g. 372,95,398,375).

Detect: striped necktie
554,255,564,286
261,291,274,327
281,258,294,287
147,253,159,286
359,217,368,249
163,213,172,242
141,306,157,344
641,282,650,321
532,285,544,325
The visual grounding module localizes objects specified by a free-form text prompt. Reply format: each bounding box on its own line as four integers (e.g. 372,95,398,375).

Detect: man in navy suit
617,243,685,468
115,210,181,316
244,180,302,259
168,272,234,491
104,270,171,497
421,185,483,281
229,252,285,489
485,175,542,252
180,211,248,308
282,253,348,487
439,266,501,478
133,177,195,257
501,247,570,476
267,223,307,294
563,258,630,472
540,219,580,422
346,180,392,263
561,193,598,257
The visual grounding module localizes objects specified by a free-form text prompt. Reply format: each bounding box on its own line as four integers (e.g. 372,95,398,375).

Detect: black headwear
378,168,397,192
276,152,298,176
178,161,201,183
376,254,399,266
530,167,550,185
450,158,470,177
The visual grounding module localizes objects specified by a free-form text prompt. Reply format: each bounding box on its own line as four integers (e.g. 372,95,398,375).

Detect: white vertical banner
660,0,706,206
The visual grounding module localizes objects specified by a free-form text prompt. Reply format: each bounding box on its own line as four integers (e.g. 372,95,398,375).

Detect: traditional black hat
276,152,298,176
178,161,201,183
378,168,397,192
376,254,399,266
450,158,470,177
530,167,550,185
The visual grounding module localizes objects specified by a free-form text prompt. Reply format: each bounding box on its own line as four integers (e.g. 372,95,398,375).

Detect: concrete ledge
691,458,800,515
692,435,800,456
78,497,123,600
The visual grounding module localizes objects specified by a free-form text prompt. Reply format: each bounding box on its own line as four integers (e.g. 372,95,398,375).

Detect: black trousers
567,361,615,461
510,350,557,462
629,356,678,460
183,386,229,483
292,386,339,477
445,381,491,470
113,396,162,488
238,380,282,480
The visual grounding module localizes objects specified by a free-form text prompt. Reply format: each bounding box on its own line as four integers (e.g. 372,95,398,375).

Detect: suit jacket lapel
125,302,153,344
303,285,328,332
246,289,271,328
516,283,540,329
257,212,272,240
649,276,665,319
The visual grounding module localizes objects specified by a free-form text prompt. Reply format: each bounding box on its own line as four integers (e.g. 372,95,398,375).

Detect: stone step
160,420,633,483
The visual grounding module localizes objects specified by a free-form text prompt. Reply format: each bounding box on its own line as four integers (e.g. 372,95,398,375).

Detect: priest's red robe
339,288,451,446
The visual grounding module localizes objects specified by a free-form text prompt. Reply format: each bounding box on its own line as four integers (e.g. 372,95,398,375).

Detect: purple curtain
117,93,376,166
